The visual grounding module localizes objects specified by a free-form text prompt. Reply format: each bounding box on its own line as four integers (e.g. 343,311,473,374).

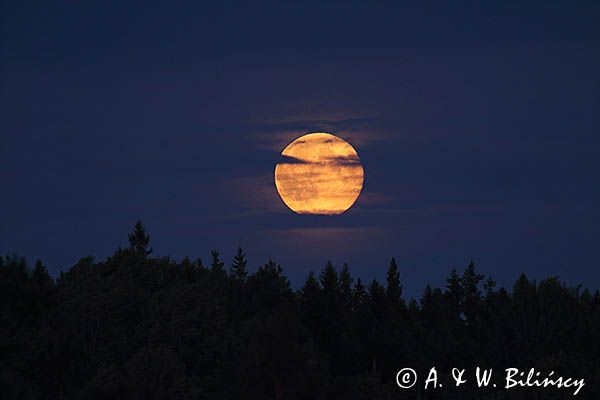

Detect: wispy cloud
278,154,362,166
247,117,393,152
220,174,287,218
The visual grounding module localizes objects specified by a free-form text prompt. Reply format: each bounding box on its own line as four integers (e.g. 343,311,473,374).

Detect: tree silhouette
31,260,51,285
230,247,248,282
339,263,353,305
128,220,152,256
1,226,599,399
210,250,225,273
385,257,402,303
319,261,339,296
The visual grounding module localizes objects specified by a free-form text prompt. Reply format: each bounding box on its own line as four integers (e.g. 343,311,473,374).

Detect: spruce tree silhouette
31,260,51,285
127,220,152,256
320,261,339,297
1,230,599,399
301,271,321,297
210,250,226,275
385,257,403,303
445,268,463,313
339,263,353,305
230,247,248,282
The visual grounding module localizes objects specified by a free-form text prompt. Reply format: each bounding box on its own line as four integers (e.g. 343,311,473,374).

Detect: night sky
2,1,599,296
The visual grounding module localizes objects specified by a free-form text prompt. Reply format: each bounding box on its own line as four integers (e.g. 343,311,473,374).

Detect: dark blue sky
2,1,599,295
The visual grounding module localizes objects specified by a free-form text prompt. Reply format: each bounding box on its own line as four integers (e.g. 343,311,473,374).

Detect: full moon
274,132,364,215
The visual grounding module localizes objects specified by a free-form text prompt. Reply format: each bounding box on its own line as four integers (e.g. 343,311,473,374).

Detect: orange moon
274,132,364,215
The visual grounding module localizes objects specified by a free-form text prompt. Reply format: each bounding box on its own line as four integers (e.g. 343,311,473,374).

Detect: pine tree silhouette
128,221,152,256
385,257,402,302
2,228,599,399
339,263,353,305
210,250,225,273
230,247,248,281
31,260,51,286
301,271,321,299
319,261,338,296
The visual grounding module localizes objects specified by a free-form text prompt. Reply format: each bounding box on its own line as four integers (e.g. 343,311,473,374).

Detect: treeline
1,222,599,399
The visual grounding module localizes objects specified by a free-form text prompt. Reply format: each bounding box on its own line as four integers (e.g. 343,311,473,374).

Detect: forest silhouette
1,222,599,399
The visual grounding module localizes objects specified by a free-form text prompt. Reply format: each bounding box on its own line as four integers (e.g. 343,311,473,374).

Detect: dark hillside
2,224,599,399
